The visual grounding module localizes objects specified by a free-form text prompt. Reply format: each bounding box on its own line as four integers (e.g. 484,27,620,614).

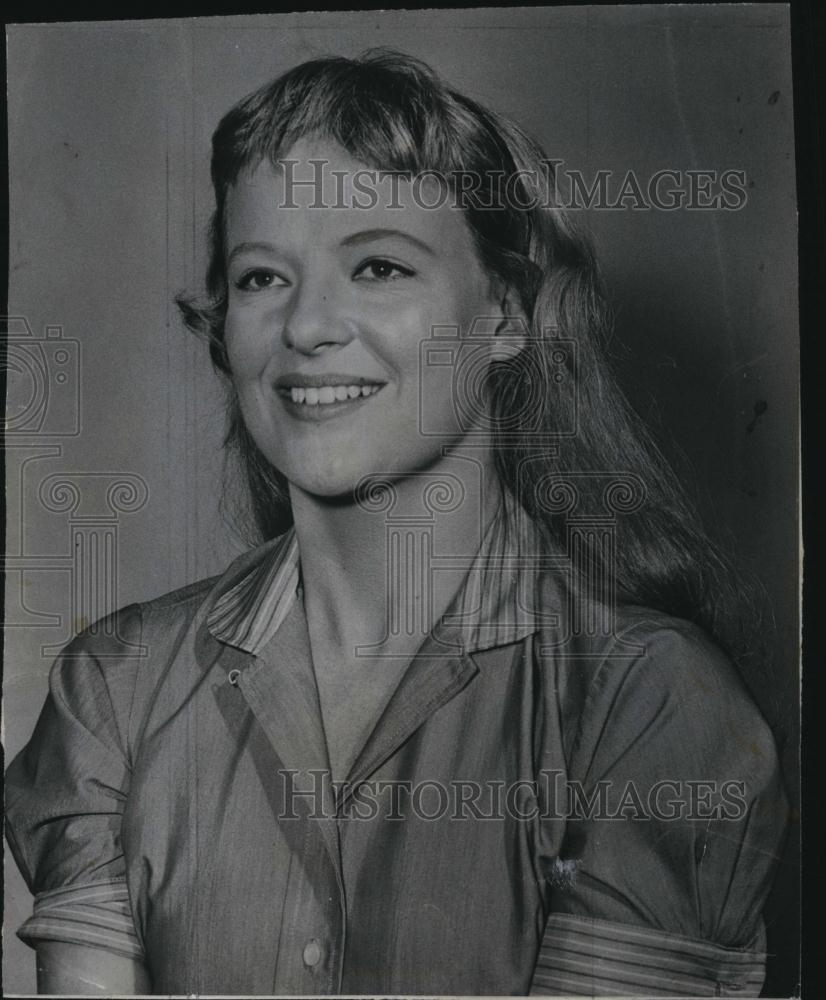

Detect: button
302,939,322,968
227,669,241,686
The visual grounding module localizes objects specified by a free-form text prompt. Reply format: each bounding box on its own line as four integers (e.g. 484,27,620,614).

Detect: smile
274,374,386,421
285,384,382,406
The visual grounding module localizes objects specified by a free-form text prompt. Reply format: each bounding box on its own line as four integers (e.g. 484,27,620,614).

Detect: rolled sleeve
5,606,144,956
532,621,789,996
17,881,144,960
531,913,767,996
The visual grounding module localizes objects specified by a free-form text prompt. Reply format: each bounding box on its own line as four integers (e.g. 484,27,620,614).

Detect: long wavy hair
178,49,763,664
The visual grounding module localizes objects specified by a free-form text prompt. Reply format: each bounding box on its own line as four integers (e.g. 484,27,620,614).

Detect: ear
489,282,529,360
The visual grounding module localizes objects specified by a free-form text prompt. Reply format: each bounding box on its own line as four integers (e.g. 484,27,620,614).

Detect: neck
289,447,501,658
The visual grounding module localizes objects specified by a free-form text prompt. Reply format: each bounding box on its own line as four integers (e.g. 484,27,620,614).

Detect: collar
206,530,300,652
206,500,552,656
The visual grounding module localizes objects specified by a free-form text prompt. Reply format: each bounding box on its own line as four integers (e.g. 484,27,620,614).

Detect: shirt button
303,939,322,968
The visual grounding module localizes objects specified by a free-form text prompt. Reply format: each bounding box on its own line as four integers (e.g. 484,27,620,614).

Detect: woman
6,50,787,996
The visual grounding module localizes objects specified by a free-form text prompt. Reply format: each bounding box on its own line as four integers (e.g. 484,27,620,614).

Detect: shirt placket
268,815,346,993
230,606,348,993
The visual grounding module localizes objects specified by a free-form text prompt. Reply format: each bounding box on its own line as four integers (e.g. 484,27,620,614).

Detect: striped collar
206,530,300,654
206,501,552,656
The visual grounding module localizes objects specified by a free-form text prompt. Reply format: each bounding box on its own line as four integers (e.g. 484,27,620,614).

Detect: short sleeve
531,622,789,997
5,605,145,957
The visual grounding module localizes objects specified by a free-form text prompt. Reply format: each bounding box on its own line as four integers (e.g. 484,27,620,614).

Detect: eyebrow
226,241,279,266
226,229,437,265
340,229,436,257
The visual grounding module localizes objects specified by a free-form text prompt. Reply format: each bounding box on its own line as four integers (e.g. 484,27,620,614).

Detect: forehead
224,136,478,255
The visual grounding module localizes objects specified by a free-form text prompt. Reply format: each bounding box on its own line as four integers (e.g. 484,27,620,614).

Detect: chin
281,446,451,505
288,464,370,502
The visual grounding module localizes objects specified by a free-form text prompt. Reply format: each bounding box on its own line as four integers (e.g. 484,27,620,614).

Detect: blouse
5,511,788,996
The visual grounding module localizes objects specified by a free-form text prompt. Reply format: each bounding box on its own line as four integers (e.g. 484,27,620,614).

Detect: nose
281,280,352,356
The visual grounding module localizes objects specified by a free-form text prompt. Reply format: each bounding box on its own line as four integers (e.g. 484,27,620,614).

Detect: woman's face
223,136,509,499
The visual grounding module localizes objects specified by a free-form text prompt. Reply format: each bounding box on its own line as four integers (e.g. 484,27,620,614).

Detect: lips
288,384,381,406
274,373,385,416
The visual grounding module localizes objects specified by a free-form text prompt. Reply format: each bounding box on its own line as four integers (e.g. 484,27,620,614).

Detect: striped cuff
530,913,766,997
17,880,144,961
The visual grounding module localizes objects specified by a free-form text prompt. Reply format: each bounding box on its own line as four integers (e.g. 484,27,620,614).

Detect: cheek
223,310,275,380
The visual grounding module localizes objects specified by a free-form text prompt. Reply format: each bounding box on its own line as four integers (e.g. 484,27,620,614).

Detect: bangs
213,51,499,193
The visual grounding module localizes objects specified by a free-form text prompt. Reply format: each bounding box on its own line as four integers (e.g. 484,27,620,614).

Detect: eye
353,258,415,282
234,269,285,292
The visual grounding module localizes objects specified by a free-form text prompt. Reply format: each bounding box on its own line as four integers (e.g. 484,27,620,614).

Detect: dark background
5,8,799,995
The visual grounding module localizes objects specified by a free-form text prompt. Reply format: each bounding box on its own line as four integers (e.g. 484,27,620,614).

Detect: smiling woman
5,48,790,997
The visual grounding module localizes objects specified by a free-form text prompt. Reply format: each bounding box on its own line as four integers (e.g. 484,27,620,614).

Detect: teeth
286,384,381,405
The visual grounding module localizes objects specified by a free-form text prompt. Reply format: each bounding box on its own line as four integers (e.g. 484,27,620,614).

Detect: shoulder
63,536,282,661
619,610,775,748
540,600,780,783
543,594,754,716
42,576,216,748
47,539,280,730
56,573,221,671
608,606,747,707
